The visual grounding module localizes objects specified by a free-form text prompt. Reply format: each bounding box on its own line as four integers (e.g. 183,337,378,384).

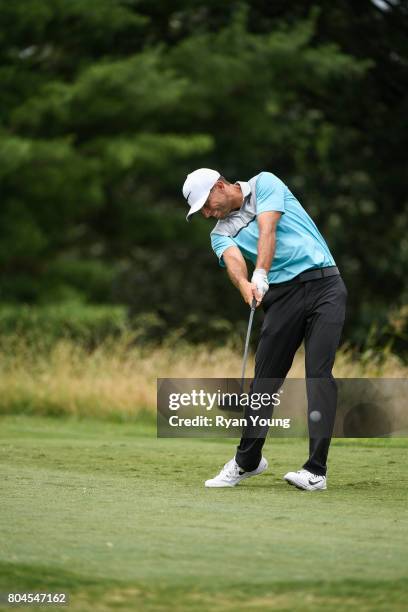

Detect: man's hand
251,268,269,302
238,278,263,307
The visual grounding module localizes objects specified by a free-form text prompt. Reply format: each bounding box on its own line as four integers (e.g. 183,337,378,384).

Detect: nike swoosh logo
239,471,245,475
308,478,323,485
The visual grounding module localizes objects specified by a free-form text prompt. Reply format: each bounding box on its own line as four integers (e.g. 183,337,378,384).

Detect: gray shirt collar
211,178,257,237
235,181,251,199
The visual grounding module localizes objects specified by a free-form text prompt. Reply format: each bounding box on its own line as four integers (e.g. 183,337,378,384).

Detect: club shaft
241,298,257,390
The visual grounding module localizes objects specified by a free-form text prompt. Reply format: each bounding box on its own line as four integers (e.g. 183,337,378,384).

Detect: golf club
240,297,257,393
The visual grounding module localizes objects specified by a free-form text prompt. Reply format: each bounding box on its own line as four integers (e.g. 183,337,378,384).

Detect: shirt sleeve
211,233,237,268
255,172,286,215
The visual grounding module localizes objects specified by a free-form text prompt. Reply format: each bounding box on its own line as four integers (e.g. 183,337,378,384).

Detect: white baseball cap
182,168,221,221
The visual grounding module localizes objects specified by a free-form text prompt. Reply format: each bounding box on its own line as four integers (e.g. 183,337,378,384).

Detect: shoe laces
221,460,240,480
299,469,323,479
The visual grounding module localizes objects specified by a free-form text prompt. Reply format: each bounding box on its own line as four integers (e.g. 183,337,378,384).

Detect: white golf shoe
205,457,268,488
284,468,327,491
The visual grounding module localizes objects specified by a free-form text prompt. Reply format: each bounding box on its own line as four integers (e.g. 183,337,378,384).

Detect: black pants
235,273,347,476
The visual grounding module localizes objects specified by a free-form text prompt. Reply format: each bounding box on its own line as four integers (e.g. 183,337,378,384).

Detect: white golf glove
251,268,269,298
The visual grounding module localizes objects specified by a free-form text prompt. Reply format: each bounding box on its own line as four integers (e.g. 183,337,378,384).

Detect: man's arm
223,246,261,306
249,211,281,301
256,211,282,271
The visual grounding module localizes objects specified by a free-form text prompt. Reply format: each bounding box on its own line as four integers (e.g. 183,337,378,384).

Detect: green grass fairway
1,416,407,611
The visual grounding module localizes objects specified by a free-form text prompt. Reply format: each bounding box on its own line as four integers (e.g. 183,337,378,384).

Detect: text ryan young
168,415,291,429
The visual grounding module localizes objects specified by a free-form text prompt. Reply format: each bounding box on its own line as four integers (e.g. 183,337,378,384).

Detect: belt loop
320,268,324,278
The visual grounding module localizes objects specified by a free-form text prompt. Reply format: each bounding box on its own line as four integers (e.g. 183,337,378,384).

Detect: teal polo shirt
210,172,335,283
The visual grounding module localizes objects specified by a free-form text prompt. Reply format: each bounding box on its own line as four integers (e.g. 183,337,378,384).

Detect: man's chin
210,211,228,220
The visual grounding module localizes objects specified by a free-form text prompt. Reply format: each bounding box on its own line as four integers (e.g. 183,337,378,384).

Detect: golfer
182,169,347,491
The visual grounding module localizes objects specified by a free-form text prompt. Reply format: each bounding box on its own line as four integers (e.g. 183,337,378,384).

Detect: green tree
0,0,406,356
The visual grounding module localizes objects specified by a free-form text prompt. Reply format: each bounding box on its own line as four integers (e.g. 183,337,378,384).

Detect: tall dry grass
0,334,406,419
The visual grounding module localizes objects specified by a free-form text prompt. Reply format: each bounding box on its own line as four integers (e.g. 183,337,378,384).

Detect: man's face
201,182,231,220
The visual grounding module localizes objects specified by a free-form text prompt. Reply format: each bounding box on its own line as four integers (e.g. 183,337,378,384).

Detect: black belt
270,266,340,287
